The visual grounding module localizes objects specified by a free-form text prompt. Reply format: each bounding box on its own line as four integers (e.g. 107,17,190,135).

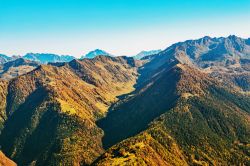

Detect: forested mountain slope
96,63,250,165
0,56,138,165
0,36,249,166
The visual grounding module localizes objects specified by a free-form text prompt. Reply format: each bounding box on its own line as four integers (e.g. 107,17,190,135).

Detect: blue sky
1,0,250,57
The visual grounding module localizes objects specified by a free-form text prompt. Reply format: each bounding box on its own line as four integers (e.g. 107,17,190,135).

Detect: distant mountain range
81,49,113,59
0,54,12,64
23,53,75,64
133,49,162,59
0,49,161,64
0,53,75,64
80,49,162,59
0,35,249,165
0,50,113,64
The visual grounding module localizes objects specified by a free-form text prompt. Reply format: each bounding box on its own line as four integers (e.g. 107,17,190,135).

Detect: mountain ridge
23,53,75,64
133,49,162,60
81,49,113,59
0,56,139,165
96,62,250,165
0,58,40,80
0,35,249,165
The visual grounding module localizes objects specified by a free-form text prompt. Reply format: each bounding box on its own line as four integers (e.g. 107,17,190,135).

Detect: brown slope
0,151,16,166
0,58,39,80
96,63,250,165
94,128,188,166
0,56,139,165
66,56,139,115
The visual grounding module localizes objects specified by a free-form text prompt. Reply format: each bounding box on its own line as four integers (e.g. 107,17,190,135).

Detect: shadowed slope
96,64,250,165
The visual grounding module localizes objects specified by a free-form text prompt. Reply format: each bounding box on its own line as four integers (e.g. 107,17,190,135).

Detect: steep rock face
0,56,139,165
96,64,250,165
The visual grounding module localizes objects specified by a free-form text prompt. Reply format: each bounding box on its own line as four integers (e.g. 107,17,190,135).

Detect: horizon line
1,34,249,58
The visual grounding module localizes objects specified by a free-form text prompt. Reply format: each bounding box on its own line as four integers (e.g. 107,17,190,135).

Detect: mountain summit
81,49,113,59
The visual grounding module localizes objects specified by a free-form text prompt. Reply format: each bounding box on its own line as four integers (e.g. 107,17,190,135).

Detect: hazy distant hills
0,35,249,165
81,49,113,59
0,48,161,66
81,49,162,60
23,53,75,64
0,53,75,65
133,49,162,59
0,54,12,64
1,50,113,65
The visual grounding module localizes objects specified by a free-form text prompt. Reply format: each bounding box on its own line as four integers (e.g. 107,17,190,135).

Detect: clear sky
1,0,250,57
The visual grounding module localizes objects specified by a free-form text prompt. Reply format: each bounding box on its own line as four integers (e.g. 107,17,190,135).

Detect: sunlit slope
0,56,139,165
